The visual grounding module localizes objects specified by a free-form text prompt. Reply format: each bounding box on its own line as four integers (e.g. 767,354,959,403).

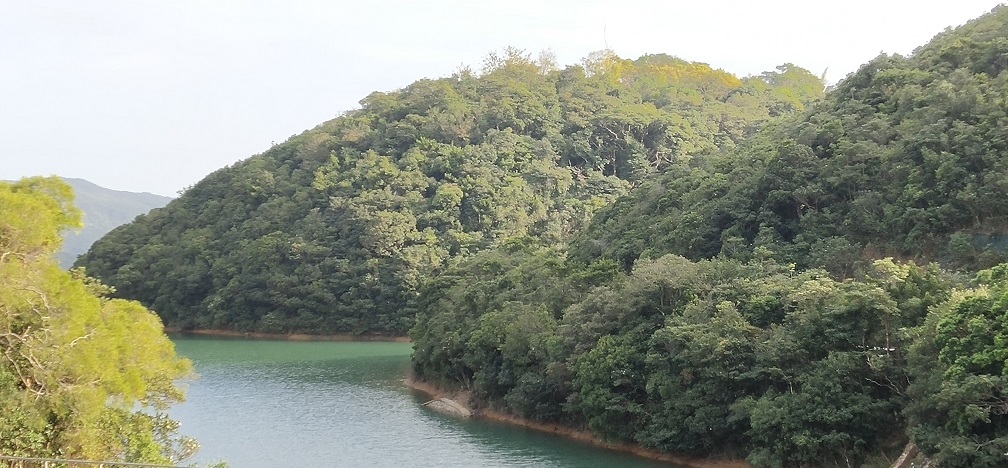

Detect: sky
1,1,1003,197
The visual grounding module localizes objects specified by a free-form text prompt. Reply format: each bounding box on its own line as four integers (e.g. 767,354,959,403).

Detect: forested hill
57,178,172,268
570,7,1008,273
76,50,823,334
410,6,1008,467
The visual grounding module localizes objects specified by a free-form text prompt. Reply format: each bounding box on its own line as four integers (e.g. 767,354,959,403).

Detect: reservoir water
169,336,680,467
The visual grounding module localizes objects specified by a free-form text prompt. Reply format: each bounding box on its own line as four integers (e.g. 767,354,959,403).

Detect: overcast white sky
2,1,1003,197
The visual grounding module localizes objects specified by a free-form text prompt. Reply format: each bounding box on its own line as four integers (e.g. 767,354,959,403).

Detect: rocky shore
405,378,750,468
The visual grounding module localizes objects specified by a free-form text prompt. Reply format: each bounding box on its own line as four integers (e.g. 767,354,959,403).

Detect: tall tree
0,177,194,463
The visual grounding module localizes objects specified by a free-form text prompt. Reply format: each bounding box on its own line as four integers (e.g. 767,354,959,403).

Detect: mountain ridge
58,177,172,267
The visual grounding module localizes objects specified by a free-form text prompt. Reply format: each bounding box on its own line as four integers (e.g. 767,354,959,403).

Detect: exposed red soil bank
165,328,410,342
406,379,750,468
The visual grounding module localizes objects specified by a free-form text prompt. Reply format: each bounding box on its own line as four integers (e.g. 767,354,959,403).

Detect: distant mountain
58,178,172,267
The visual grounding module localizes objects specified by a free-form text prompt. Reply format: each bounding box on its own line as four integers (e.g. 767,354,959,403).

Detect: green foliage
571,6,1008,275
904,264,1008,466
412,253,943,465
742,352,894,467
571,334,649,441
77,50,816,335
0,178,194,463
410,243,585,420
415,7,1008,468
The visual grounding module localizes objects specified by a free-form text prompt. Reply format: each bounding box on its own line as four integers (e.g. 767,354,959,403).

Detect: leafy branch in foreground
1,177,195,464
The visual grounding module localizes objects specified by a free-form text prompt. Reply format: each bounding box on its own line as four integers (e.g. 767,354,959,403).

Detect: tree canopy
1,177,194,463
411,6,1008,467
411,250,957,466
76,50,822,335
571,7,1008,274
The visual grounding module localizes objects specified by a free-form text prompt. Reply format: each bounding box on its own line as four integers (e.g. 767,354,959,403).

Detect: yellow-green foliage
0,177,194,463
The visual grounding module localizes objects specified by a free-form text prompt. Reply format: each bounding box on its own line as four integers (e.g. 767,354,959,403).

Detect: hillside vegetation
411,6,1008,467
75,6,1008,466
77,50,822,335
571,11,1008,273
57,178,171,268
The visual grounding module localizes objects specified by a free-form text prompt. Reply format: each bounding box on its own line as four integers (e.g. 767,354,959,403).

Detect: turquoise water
169,336,680,467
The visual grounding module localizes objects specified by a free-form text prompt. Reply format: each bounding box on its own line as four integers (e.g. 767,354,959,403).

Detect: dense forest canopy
77,48,823,335
411,6,1008,467
0,178,193,463
571,8,1008,273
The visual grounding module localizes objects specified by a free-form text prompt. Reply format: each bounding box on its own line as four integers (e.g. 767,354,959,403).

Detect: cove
169,336,681,467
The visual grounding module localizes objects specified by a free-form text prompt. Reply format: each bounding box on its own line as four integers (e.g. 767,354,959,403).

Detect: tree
905,264,1008,467
0,178,194,463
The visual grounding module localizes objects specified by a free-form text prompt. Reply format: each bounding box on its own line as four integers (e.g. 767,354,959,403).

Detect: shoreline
405,378,750,468
165,328,410,342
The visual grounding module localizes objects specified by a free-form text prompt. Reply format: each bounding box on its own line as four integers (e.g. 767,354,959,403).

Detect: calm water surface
170,336,680,467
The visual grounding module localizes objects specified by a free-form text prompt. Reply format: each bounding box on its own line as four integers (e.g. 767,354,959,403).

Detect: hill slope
410,6,1008,467
58,178,172,267
76,51,822,335
570,8,1008,273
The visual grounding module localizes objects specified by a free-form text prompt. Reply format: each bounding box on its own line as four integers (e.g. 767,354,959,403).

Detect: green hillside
410,6,1008,467
74,7,1008,464
76,50,822,335
57,178,172,268
570,10,1008,273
